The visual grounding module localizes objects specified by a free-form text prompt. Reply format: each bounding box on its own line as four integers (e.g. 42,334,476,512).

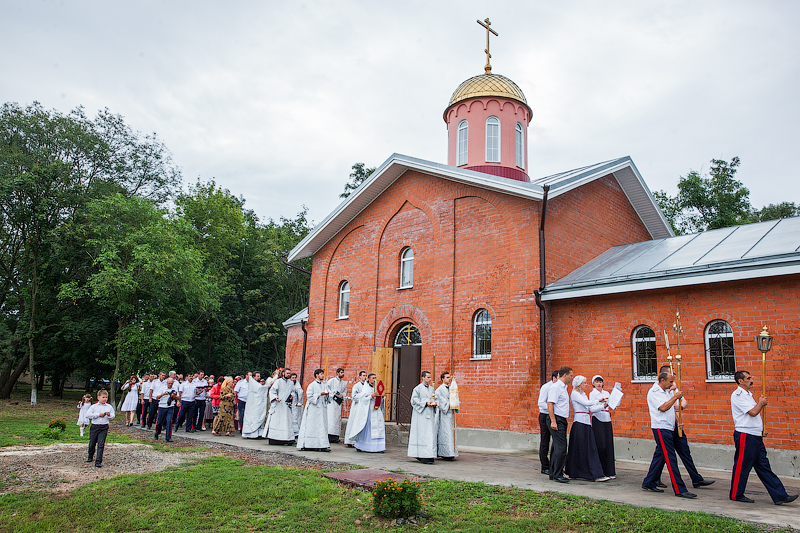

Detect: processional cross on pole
477,18,498,74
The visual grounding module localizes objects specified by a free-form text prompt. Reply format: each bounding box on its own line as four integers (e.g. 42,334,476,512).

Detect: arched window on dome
485,116,500,163
457,120,468,166
515,122,524,169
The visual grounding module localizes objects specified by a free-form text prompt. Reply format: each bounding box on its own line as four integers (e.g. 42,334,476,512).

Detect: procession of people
81,357,796,508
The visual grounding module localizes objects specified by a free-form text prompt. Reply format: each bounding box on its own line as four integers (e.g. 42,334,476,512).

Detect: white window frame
632,325,657,381
457,120,468,166
485,116,500,162
338,281,350,318
515,122,524,169
399,247,414,288
472,309,492,360
705,320,736,381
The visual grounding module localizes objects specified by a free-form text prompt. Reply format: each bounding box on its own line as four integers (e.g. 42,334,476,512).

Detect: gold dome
447,73,530,115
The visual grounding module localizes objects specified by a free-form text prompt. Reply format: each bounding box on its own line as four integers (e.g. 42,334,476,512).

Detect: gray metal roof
287,154,673,261
541,217,800,300
282,307,308,329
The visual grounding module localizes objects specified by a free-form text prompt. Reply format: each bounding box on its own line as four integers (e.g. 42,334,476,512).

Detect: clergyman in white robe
265,370,296,445
241,375,269,439
407,375,438,464
291,376,303,437
346,376,386,452
343,373,366,445
326,371,348,443
296,373,330,451
435,379,458,460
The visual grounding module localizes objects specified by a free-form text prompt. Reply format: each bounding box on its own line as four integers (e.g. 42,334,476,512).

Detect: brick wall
549,274,800,451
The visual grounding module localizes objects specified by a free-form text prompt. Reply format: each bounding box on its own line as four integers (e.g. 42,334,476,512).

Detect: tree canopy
340,162,376,198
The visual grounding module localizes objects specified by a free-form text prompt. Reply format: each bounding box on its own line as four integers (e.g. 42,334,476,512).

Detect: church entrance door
392,323,422,424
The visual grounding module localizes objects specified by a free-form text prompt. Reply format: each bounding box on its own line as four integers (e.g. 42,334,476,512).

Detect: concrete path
135,426,800,529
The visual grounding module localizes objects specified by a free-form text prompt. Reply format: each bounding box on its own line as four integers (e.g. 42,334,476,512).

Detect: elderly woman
590,375,616,479
212,377,236,436
565,375,610,482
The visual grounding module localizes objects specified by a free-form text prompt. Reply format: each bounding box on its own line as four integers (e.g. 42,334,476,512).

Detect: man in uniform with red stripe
730,370,797,505
641,371,697,498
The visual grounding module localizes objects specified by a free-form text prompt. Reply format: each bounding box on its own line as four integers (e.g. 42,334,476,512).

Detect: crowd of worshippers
538,365,797,505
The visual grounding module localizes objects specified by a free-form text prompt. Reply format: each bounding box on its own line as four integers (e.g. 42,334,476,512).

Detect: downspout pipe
299,320,308,386
535,185,550,385
282,256,312,276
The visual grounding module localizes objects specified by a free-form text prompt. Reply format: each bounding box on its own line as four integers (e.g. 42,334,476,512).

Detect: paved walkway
134,426,800,529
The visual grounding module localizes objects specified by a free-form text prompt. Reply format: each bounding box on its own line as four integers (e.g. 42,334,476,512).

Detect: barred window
705,320,735,380
338,281,350,318
632,325,657,380
473,309,492,360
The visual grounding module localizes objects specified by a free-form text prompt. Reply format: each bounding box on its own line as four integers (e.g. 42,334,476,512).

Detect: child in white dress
77,394,92,436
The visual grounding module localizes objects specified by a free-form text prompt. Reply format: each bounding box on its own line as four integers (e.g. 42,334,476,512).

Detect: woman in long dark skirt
565,375,610,482
590,375,616,479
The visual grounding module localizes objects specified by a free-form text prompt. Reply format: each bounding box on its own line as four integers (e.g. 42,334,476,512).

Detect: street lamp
755,326,773,433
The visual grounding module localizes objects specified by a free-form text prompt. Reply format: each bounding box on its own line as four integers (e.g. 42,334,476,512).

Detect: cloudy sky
2,0,798,225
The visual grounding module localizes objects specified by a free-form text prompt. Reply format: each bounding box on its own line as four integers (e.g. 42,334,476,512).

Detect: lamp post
755,326,773,434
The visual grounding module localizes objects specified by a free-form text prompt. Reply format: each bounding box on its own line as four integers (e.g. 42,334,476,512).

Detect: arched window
473,309,492,360
705,320,735,380
515,122,524,169
457,120,468,166
338,281,350,318
632,325,657,380
485,116,500,162
394,323,422,346
400,247,414,288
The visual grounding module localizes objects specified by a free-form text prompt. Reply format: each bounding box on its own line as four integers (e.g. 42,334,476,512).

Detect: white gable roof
287,154,673,261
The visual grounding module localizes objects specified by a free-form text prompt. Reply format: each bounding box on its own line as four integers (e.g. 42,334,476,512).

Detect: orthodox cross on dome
477,18,498,74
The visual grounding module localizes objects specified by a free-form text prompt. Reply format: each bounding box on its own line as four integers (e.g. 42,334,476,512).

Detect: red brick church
283,39,800,475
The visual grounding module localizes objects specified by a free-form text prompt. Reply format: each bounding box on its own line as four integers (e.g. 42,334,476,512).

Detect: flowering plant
369,478,423,519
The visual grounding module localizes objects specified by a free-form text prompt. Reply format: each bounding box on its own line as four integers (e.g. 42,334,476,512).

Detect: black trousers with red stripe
730,431,788,503
643,428,688,495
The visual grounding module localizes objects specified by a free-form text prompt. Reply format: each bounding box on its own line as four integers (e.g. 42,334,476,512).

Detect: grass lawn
1,389,795,533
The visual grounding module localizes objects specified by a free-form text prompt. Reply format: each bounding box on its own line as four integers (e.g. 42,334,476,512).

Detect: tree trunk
0,353,29,399
50,368,62,397
110,318,123,406
0,353,13,393
37,372,45,391
28,259,38,406
84,375,91,393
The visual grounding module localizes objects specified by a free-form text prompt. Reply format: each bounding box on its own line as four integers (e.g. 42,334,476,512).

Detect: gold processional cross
477,18,498,74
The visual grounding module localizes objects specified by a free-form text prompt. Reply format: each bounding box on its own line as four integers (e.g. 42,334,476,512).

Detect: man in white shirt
154,377,179,442
641,371,696,498
537,370,558,475
147,372,165,429
175,373,197,432
194,371,208,431
140,374,153,428
729,370,797,505
86,389,115,468
234,374,249,432
547,366,572,483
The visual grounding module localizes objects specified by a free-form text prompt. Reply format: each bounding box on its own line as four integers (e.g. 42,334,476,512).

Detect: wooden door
371,347,394,421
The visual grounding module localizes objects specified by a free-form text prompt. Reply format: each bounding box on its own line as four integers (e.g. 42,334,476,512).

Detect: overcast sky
2,1,798,226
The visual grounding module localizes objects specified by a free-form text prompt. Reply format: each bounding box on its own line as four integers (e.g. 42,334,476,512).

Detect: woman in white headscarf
590,375,616,479
565,375,610,482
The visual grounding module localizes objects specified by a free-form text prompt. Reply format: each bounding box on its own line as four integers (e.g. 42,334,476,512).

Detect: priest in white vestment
290,372,303,437
326,368,348,443
435,372,458,460
344,371,366,446
407,370,438,464
296,369,330,451
345,373,385,453
265,368,296,445
241,373,269,439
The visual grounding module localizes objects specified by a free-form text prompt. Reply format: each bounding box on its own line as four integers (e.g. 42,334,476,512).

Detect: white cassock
264,376,295,444
348,383,386,452
241,376,269,438
296,380,329,450
435,384,458,458
326,376,348,440
343,380,365,445
291,380,303,437
407,383,438,459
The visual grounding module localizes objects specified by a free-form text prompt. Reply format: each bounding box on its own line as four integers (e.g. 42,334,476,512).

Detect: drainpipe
282,256,312,275
299,320,308,386
534,185,550,385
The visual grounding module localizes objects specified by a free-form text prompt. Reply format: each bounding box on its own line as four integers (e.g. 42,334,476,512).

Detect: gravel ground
0,422,353,495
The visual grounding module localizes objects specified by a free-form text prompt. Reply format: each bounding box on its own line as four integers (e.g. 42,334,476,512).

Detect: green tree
753,202,799,222
340,162,376,199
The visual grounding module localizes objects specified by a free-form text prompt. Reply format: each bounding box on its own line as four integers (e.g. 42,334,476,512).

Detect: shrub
48,418,67,431
41,427,62,440
369,478,423,519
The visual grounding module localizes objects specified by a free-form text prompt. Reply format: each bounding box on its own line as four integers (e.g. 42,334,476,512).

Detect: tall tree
340,162,376,199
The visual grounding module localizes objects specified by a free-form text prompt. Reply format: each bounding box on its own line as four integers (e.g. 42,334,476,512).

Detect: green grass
0,389,141,447
0,456,792,533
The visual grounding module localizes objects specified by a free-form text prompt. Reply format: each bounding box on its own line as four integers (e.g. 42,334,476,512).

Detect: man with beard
344,371,367,446
297,369,330,451
326,367,348,443
346,373,385,453
265,368,296,445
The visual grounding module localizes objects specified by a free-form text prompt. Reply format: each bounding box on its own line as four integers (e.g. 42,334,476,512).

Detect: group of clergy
406,371,458,465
